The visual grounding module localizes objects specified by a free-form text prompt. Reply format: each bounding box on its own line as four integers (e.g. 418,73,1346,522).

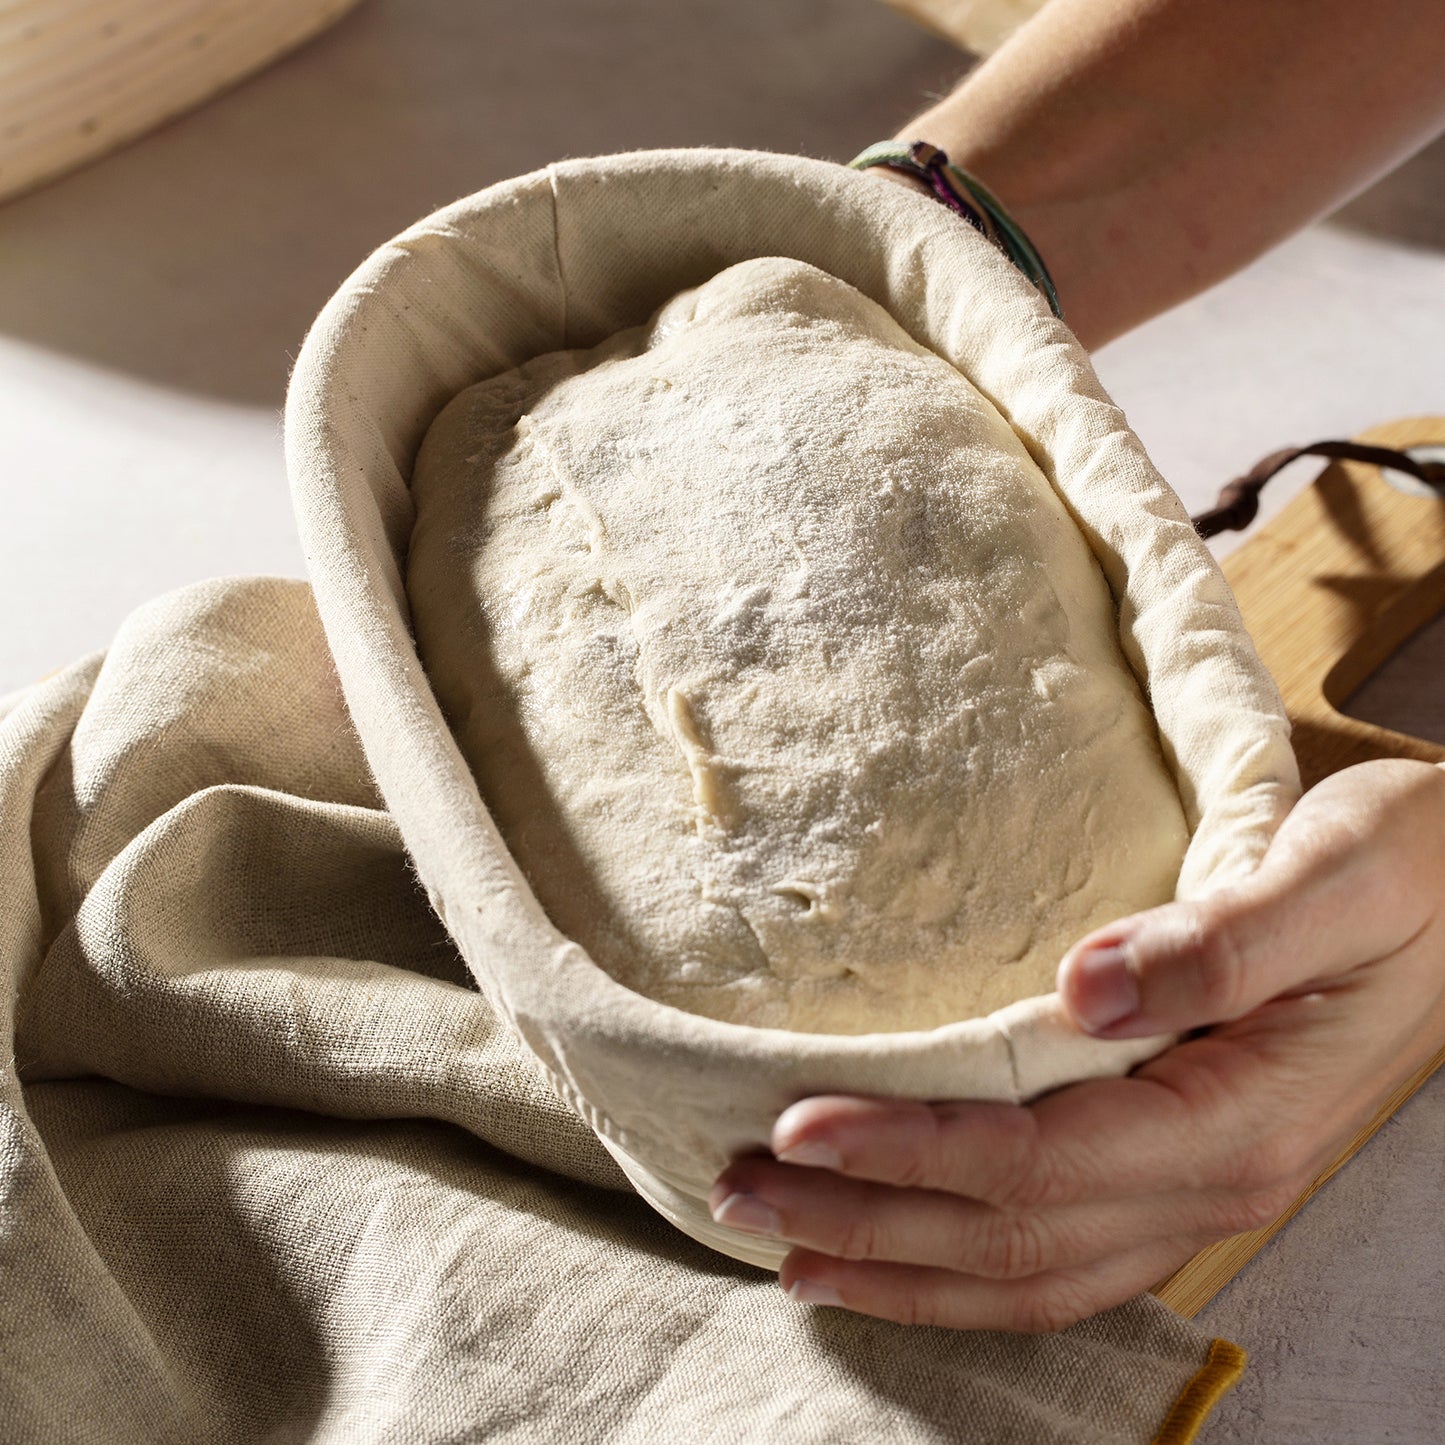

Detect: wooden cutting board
1153,415,1445,1316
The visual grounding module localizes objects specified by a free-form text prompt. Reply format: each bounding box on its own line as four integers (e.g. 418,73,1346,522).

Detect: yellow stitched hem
1150,1338,1248,1445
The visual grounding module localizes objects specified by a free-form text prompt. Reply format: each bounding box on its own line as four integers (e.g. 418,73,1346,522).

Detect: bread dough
405,256,1190,1034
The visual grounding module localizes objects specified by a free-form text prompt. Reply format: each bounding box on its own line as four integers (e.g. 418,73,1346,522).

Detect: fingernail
711,1191,782,1237
776,1139,842,1171
1065,943,1140,1033
788,1278,844,1308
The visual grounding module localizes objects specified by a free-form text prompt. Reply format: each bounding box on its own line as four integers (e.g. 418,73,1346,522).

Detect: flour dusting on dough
405,256,1190,1034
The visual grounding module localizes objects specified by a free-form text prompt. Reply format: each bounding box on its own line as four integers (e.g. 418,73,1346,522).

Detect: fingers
712,1029,1351,1330
764,1043,1274,1210
1058,759,1445,1040
745,980,1427,1234
709,1152,1287,1278
776,1234,1209,1333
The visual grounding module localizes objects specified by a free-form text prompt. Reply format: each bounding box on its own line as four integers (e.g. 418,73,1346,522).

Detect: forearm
891,0,1445,348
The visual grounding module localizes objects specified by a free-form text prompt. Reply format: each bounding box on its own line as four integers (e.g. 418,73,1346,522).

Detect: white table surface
3,2,1443,1437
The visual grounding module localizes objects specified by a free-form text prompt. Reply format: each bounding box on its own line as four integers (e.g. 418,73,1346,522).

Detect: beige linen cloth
4,578,1241,1443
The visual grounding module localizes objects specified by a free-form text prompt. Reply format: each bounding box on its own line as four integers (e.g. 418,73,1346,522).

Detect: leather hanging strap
1191,440,1445,539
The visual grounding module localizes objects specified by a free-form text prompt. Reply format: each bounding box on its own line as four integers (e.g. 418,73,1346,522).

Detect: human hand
709,759,1445,1331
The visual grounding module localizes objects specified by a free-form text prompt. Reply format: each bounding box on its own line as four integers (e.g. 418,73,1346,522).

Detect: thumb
1057,761,1445,1039
1055,890,1295,1040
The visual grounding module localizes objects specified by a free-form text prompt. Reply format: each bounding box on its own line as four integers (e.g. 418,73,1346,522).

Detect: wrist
869,166,934,200
887,118,1129,351
849,140,1063,320
887,0,1445,350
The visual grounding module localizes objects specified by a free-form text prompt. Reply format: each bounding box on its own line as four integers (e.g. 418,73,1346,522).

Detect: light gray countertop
3,2,1442,1437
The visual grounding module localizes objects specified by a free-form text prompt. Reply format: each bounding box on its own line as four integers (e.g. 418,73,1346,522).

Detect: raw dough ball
406,256,1189,1034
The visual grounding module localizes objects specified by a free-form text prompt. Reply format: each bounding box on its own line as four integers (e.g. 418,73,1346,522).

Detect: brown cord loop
1190,441,1445,539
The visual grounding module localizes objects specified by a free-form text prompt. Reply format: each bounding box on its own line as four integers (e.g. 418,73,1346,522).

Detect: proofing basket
284,147,1300,1268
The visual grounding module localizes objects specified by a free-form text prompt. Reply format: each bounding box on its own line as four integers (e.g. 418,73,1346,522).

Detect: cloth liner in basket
284,146,1300,1270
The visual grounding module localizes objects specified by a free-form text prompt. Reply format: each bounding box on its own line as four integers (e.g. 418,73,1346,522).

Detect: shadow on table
0,0,962,406
1328,129,1445,252
1340,606,1445,746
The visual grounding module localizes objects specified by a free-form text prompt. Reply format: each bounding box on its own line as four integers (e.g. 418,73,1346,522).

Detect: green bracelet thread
848,140,1063,320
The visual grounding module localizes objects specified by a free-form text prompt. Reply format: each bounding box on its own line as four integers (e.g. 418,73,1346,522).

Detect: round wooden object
0,0,363,203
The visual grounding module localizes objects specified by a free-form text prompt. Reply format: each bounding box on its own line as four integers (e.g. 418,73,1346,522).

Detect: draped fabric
2,576,1235,1443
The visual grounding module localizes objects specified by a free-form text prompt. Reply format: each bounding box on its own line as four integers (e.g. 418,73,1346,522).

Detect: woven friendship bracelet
848,139,1063,320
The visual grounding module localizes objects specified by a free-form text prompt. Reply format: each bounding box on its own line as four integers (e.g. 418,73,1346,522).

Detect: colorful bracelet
847,140,1063,320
